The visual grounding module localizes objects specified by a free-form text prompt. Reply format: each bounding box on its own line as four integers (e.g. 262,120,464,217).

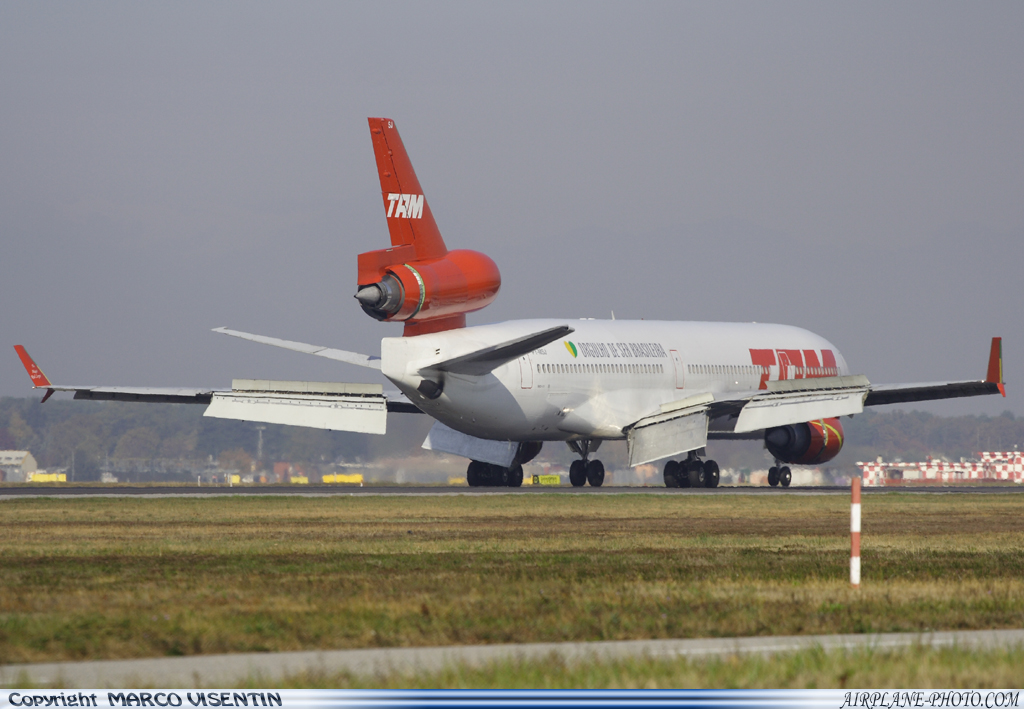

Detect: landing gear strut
767,460,792,488
567,440,605,487
663,451,720,489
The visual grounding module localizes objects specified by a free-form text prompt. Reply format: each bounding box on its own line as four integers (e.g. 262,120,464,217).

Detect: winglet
985,337,1005,396
14,345,55,402
14,346,51,388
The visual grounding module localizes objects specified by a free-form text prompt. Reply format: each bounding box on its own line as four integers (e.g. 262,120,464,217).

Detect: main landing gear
567,440,605,487
466,442,542,488
767,461,792,488
663,452,720,489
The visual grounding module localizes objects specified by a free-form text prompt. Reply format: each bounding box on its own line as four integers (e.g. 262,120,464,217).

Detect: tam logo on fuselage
386,193,424,219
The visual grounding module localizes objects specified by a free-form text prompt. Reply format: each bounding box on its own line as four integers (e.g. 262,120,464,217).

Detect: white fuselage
381,319,849,442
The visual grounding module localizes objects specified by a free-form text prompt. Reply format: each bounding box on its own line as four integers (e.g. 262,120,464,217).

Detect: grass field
1,493,1023,668
259,645,1024,689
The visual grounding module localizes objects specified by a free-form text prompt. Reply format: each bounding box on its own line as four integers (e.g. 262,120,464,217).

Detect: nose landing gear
663,452,720,488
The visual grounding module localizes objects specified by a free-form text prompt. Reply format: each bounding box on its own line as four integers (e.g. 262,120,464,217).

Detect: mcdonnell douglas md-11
15,118,1006,488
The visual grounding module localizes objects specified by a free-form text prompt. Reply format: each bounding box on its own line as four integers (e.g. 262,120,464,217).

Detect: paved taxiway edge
3,629,1023,688
4,485,1023,498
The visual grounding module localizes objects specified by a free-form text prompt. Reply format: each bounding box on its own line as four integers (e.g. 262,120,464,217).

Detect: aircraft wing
211,327,382,370
13,346,419,426
626,376,872,465
627,338,1003,464
13,346,215,404
864,336,1005,405
707,337,1003,428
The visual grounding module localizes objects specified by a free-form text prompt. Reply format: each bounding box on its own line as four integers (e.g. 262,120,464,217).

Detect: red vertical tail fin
368,117,448,261
357,119,500,336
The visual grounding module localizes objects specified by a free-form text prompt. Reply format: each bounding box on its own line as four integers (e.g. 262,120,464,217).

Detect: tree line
0,396,432,480
0,395,1019,480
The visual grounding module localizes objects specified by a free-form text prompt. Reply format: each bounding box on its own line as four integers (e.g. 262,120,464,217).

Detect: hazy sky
2,2,1021,419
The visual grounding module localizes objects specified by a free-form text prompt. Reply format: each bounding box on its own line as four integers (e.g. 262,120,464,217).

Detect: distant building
0,451,38,483
858,451,1024,486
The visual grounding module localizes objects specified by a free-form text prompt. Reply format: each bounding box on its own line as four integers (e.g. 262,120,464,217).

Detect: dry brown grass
1,493,1023,663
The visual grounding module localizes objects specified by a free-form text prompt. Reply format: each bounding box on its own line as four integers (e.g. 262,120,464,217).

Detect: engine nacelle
356,246,501,335
764,417,844,465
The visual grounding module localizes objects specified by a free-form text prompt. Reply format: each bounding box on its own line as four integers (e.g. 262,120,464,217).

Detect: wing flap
204,380,388,434
626,394,713,467
421,421,518,467
734,388,867,433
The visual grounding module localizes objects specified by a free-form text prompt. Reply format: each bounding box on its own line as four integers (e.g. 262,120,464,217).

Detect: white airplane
15,118,1006,489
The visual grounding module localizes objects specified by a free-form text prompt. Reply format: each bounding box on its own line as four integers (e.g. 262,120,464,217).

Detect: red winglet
985,337,1005,396
14,345,52,388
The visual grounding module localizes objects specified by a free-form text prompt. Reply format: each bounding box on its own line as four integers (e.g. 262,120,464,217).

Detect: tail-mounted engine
358,117,501,337
764,417,844,465
356,246,500,335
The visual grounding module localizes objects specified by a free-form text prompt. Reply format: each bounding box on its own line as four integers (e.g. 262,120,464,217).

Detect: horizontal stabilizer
204,380,388,434
213,327,382,370
427,325,574,376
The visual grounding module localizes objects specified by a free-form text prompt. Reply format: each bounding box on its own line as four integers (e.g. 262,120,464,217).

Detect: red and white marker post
851,475,861,587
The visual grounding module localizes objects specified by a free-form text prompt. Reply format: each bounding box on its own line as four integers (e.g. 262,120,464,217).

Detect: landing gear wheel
569,460,587,487
703,460,720,488
586,459,605,487
467,461,485,487
507,463,524,488
663,460,681,488
768,466,780,487
686,460,706,488
491,464,509,487
779,466,792,488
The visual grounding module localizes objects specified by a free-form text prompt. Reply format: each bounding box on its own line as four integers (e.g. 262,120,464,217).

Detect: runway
3,628,1023,687
1,484,1022,498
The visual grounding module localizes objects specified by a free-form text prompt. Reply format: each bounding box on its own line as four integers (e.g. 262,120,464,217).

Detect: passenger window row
537,363,665,375
686,364,838,377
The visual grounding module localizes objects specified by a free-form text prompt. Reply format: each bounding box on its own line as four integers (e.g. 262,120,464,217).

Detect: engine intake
764,417,844,465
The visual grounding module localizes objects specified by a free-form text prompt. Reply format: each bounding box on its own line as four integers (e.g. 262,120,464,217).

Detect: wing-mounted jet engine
355,118,501,337
764,417,845,487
